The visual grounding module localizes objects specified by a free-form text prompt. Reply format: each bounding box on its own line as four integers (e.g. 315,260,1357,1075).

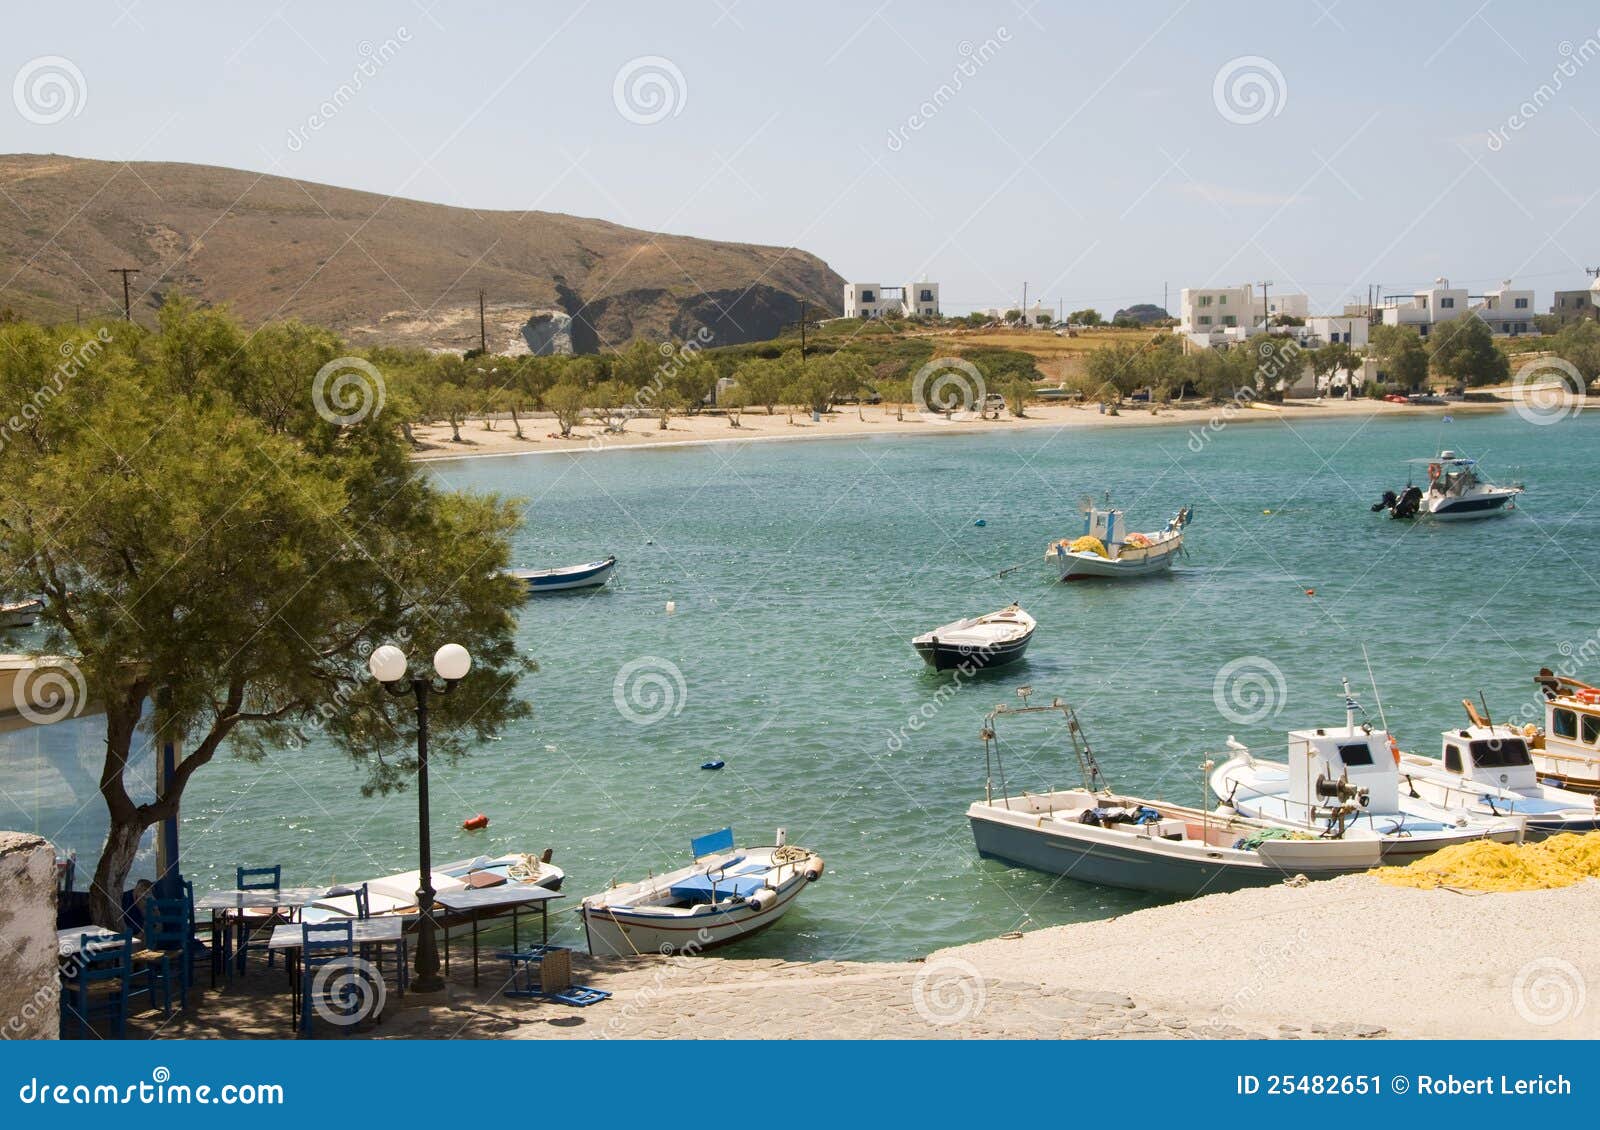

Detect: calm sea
179,409,1600,960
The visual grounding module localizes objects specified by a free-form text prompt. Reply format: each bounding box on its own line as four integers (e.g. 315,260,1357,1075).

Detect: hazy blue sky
5,1,1599,316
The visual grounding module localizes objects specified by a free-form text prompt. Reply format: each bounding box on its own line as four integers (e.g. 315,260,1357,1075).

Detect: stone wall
0,832,58,1040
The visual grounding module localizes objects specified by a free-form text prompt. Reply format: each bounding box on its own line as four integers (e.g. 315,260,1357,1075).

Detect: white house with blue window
843,281,940,319
1305,315,1368,348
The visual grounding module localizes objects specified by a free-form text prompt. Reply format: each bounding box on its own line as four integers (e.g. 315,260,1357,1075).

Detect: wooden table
431,886,563,986
194,886,334,984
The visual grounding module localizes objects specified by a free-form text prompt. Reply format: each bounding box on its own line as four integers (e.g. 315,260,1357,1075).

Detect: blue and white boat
1048,500,1190,581
1376,451,1522,520
507,555,616,593
580,828,823,957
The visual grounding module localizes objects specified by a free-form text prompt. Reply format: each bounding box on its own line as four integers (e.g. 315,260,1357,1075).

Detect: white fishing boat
1394,707,1600,837
580,828,823,957
0,599,44,629
1374,451,1522,520
1525,670,1600,794
301,851,565,922
966,693,1393,896
1048,498,1191,581
506,556,616,593
912,604,1036,671
1210,683,1523,862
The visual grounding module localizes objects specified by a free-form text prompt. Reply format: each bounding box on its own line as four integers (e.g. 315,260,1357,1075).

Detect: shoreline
410,397,1521,463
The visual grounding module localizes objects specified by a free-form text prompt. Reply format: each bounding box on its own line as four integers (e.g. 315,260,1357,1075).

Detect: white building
1179,284,1253,333
843,281,940,319
1304,315,1368,348
1379,277,1470,339
1266,292,1309,321
1552,279,1600,321
1473,280,1537,336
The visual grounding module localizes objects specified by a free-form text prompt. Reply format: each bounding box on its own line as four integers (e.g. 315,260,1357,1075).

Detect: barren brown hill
0,154,843,353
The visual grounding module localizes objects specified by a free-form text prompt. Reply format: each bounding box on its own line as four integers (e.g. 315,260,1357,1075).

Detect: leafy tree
1428,315,1508,387
546,381,588,436
1068,309,1102,326
1548,319,1600,383
721,383,748,427
1003,376,1033,418
0,308,528,927
1369,324,1429,389
1003,309,1022,323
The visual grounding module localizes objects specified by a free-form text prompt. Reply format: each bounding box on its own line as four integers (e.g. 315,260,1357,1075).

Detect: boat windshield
1469,738,1530,769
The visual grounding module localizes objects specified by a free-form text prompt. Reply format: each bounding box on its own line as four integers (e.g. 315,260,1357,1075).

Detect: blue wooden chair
299,920,355,1037
235,865,284,971
60,932,134,1038
136,897,192,1014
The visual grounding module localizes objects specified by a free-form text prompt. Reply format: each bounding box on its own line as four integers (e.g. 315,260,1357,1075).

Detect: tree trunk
401,421,421,448
510,406,524,439
90,815,148,929
450,418,463,442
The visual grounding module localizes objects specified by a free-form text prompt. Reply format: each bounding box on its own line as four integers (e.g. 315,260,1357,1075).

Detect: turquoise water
178,410,1600,960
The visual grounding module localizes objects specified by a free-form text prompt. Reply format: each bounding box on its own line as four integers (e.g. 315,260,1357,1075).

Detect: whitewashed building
1473,280,1537,336
1266,293,1310,321
1304,315,1369,348
1379,277,1470,339
843,281,940,319
1179,285,1253,332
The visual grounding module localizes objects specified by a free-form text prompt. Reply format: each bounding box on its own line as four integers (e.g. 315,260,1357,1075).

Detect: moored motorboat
0,599,44,629
1048,499,1190,581
1373,451,1522,520
912,603,1036,671
1395,708,1600,837
1210,683,1524,862
965,692,1399,896
580,827,822,957
506,556,617,593
301,851,565,922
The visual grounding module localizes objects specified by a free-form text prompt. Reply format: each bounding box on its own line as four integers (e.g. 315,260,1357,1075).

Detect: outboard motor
1370,490,1398,513
1391,484,1423,519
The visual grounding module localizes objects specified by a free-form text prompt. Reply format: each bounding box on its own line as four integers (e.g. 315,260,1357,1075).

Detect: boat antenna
1478,692,1494,729
1360,643,1390,734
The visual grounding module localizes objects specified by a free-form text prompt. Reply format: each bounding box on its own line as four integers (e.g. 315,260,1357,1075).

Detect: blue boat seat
668,874,766,905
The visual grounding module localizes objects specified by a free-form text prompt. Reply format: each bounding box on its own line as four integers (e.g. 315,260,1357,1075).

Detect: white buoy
665,600,677,614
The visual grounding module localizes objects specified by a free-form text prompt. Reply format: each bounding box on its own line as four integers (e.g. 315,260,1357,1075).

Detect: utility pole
1021,281,1028,325
799,300,807,360
478,288,487,353
1257,280,1272,330
108,267,139,322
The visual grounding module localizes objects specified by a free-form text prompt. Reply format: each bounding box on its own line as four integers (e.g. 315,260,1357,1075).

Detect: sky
4,0,1599,318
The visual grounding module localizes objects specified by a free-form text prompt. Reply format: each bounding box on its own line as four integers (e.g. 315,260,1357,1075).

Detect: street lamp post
367,641,473,993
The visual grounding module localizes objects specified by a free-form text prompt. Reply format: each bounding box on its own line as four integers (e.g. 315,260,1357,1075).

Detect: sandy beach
127,875,1598,1040
409,397,1519,462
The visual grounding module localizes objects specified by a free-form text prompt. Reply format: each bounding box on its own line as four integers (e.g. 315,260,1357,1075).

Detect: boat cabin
1287,725,1398,815
1542,693,1600,760
1080,505,1125,550
1438,726,1537,790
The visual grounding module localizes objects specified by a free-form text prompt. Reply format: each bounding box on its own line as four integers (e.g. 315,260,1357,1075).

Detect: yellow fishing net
1374,833,1600,892
1068,535,1108,557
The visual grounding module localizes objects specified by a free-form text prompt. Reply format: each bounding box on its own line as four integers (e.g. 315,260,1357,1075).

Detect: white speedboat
1526,670,1600,794
1209,683,1523,863
1375,451,1522,520
912,604,1036,671
301,851,565,921
506,556,616,593
0,599,44,629
1395,710,1600,837
1048,500,1190,580
966,695,1394,896
580,828,822,957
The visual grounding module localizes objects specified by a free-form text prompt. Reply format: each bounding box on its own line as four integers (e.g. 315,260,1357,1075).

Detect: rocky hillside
0,154,843,353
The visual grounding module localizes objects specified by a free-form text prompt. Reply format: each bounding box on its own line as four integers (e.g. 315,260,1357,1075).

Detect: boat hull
1053,542,1181,581
914,631,1033,671
512,557,617,592
580,870,810,957
0,600,43,629
1427,494,1516,520
967,806,1374,897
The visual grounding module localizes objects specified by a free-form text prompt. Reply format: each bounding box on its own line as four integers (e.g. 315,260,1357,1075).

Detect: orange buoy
462,813,489,831
1304,588,1315,596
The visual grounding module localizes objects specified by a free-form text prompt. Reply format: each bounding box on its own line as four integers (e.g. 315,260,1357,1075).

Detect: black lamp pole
382,672,458,993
